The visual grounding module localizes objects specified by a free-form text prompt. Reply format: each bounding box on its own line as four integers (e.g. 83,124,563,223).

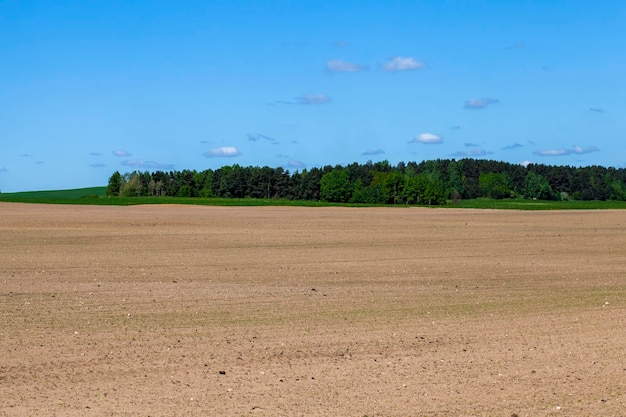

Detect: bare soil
1,203,624,416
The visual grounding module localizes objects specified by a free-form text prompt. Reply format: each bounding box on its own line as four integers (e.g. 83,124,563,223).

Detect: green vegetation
0,186,107,201
455,198,626,210
2,188,626,209
0,189,348,207
103,159,626,204
3,158,626,209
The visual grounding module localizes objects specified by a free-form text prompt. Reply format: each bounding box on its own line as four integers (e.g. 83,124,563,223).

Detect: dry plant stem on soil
0,203,624,416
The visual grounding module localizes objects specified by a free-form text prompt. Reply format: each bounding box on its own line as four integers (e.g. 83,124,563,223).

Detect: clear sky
1,0,625,192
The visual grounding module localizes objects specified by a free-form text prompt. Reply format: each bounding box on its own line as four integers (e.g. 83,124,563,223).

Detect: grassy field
2,186,626,209
0,186,107,200
455,198,626,210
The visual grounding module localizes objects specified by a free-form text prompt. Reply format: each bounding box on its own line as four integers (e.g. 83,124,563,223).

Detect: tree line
106,159,626,204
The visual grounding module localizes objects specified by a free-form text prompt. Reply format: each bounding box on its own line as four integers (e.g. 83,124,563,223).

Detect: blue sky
1,0,625,192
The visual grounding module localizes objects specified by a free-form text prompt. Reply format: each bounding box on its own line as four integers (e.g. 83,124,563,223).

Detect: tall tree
479,172,512,199
524,171,553,200
106,171,122,197
320,167,352,202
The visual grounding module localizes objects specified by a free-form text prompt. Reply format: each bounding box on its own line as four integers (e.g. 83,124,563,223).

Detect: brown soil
1,203,624,416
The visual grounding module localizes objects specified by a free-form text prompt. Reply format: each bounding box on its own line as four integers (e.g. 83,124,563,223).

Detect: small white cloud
464,98,499,109
572,145,599,154
589,107,605,113
534,145,599,157
247,133,278,143
90,152,102,156
267,100,295,106
296,94,331,105
521,160,532,167
411,133,443,144
287,160,306,169
326,59,368,72
113,149,131,157
89,162,106,168
122,160,175,169
451,148,491,157
383,57,425,72
203,146,242,157
535,149,569,157
121,160,143,167
502,142,524,150
361,149,385,156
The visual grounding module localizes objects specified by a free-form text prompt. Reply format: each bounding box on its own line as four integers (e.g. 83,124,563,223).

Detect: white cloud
534,145,599,157
464,98,499,109
411,133,443,144
572,145,596,154
121,160,175,169
535,149,569,157
296,94,331,105
147,161,175,169
521,160,532,167
203,146,242,157
247,133,277,143
451,148,491,157
113,149,131,157
121,160,143,167
89,162,106,168
286,160,306,169
326,59,368,72
361,149,385,156
267,100,295,106
270,94,331,106
383,57,425,72
502,142,524,150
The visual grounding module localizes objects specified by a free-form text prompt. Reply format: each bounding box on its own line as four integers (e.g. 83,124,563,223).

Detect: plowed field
1,203,624,416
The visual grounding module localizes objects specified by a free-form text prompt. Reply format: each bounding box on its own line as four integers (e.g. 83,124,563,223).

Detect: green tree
448,160,465,199
610,179,626,201
106,171,122,196
178,184,194,197
382,171,405,204
320,167,352,202
119,172,142,197
420,173,448,205
402,175,423,204
479,172,512,199
298,168,322,200
524,171,553,200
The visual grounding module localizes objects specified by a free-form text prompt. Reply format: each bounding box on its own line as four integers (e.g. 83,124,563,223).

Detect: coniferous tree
106,171,123,197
